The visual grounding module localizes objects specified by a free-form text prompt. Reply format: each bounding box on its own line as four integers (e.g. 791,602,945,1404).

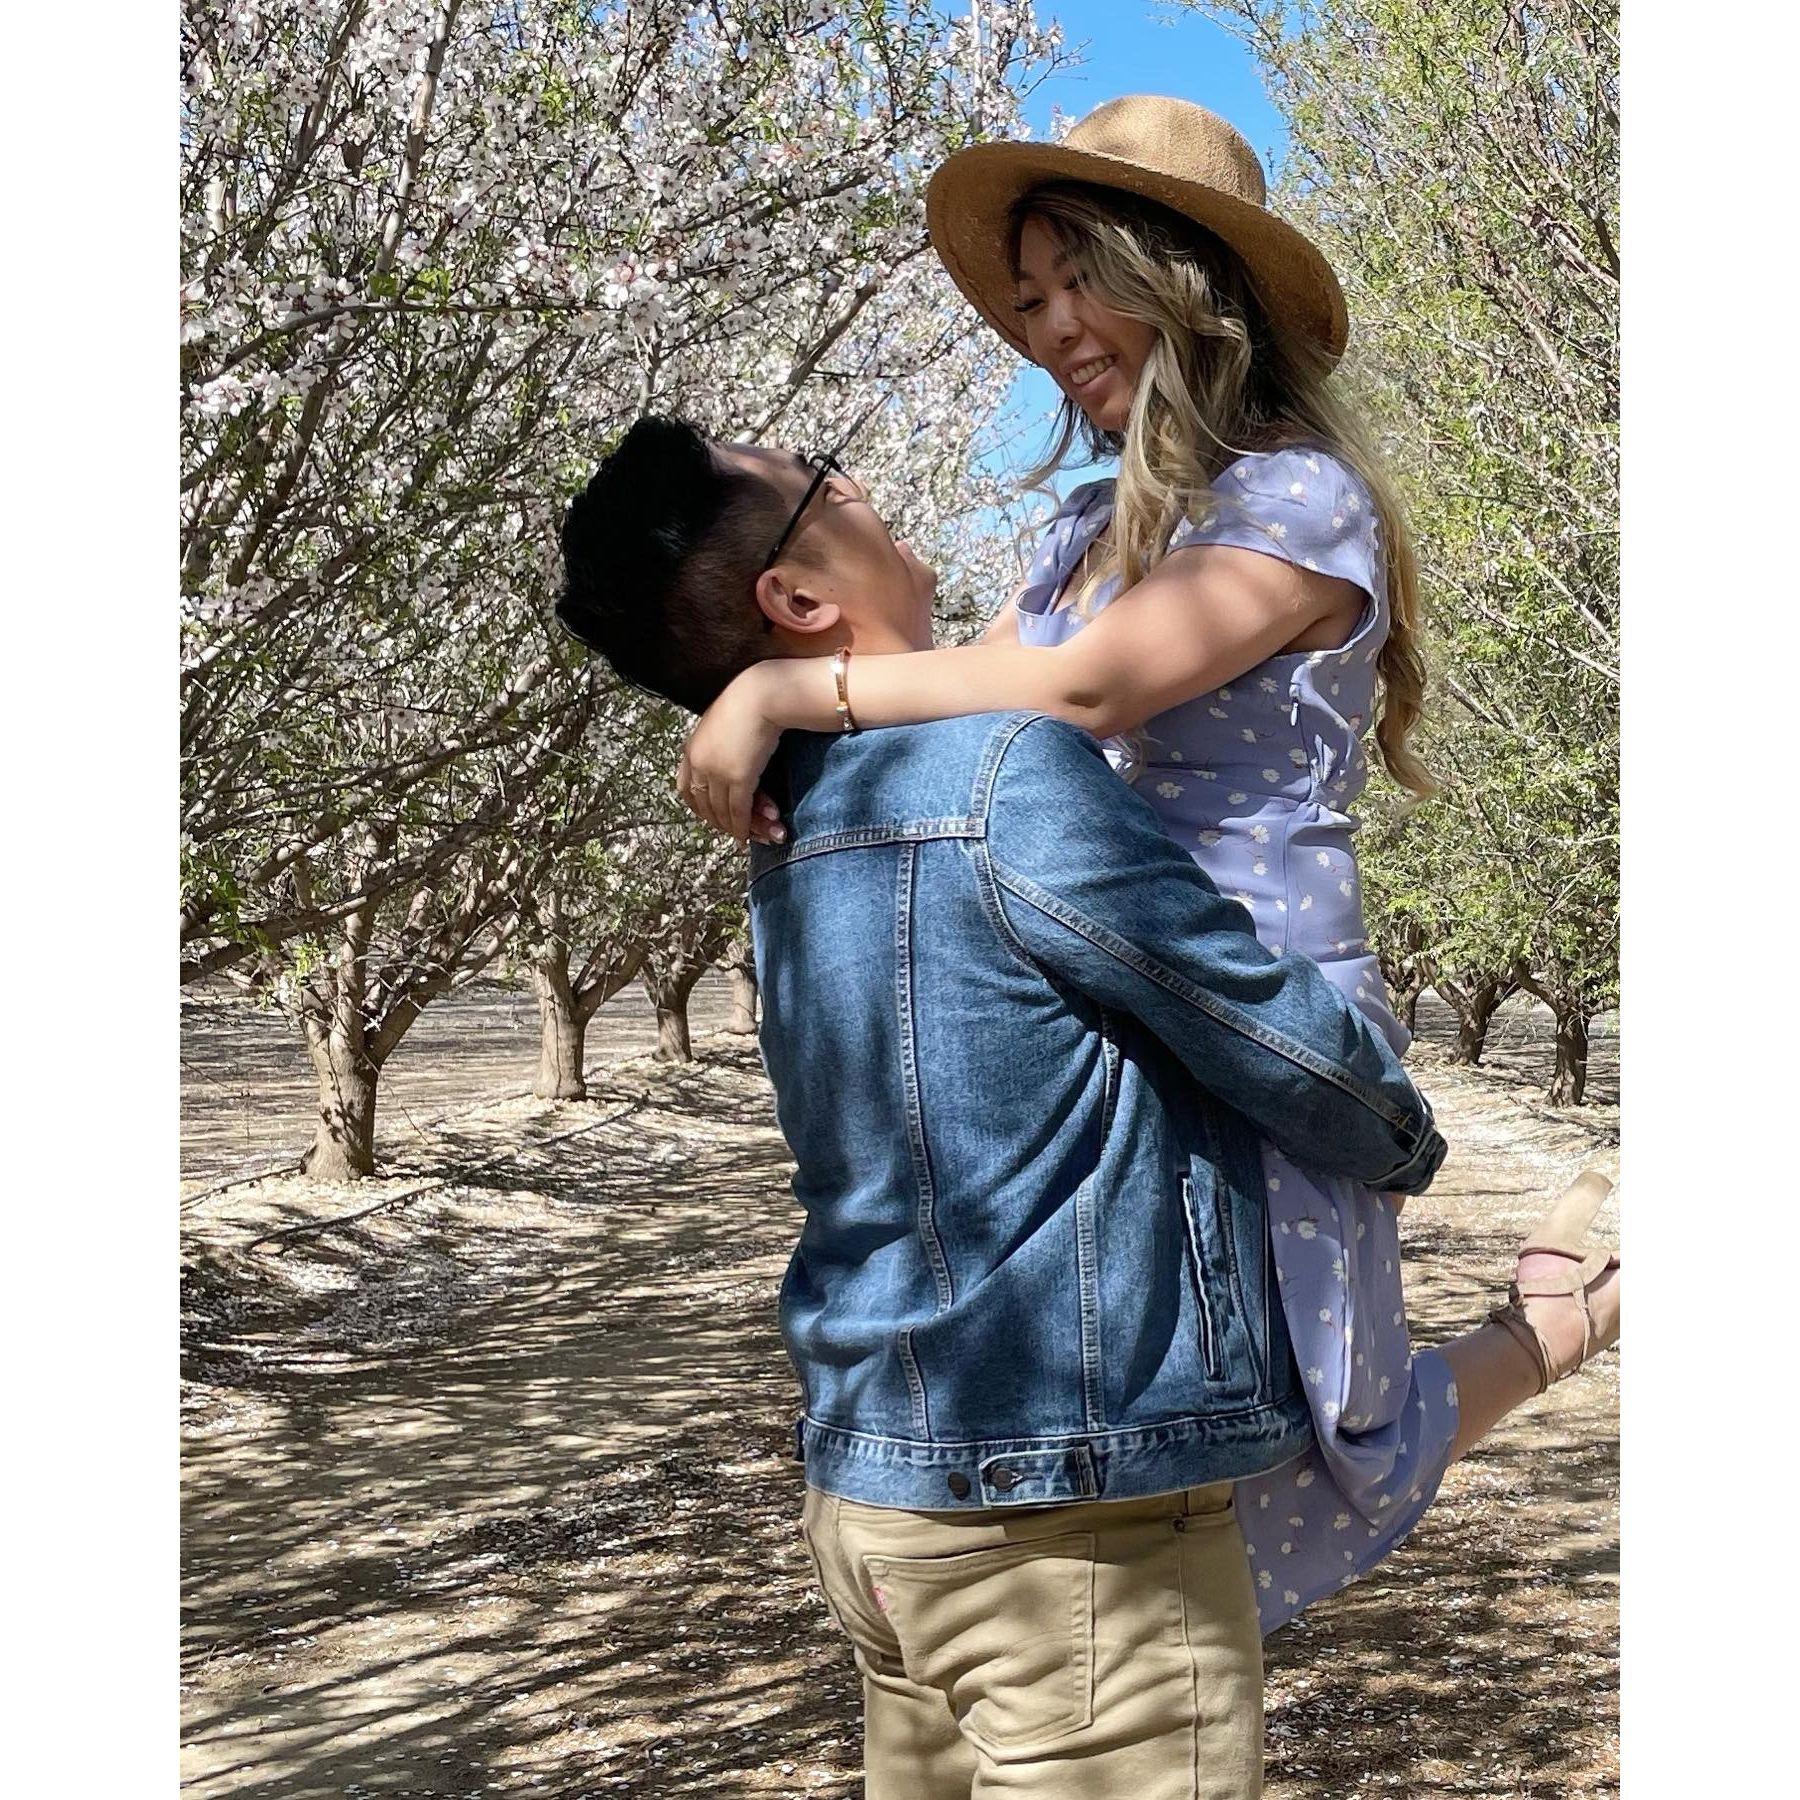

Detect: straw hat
926,94,1348,365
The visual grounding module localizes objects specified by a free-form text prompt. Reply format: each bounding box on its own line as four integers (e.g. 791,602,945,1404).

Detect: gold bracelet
831,647,859,733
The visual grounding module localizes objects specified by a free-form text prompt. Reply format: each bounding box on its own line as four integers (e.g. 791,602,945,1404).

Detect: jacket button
988,1465,1020,1493
946,1472,971,1499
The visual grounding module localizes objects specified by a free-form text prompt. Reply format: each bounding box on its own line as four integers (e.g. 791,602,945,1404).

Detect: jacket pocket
861,1531,1096,1756
1180,1172,1225,1383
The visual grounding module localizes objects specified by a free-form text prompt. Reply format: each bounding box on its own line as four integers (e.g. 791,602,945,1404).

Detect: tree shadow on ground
185,1045,861,1795
183,1041,1616,1798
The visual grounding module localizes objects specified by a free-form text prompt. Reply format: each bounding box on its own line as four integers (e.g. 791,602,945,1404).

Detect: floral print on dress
1009,446,1458,1638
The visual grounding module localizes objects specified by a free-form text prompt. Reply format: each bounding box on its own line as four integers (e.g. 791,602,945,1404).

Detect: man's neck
774,622,932,660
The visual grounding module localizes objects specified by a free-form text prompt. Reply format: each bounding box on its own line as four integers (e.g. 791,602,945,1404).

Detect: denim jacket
748,712,1444,1511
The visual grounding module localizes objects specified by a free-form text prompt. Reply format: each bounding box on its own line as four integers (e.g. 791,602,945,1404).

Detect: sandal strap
1512,1246,1615,1297
1487,1300,1553,1396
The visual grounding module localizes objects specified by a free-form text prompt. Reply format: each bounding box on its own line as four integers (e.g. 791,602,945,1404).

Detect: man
557,416,1444,1798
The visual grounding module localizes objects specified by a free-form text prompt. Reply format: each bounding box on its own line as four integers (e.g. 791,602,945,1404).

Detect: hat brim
925,139,1348,368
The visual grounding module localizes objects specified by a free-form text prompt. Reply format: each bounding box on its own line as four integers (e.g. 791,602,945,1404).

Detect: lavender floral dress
1014,447,1460,1634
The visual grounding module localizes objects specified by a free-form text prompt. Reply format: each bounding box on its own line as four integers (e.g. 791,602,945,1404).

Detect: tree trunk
1377,923,1428,1047
725,954,758,1035
531,956,588,1100
1512,968,1593,1107
1455,977,1504,1065
1381,960,1426,1039
645,964,704,1062
300,1030,378,1180
1438,972,1505,1066
1547,1005,1590,1107
1397,983,1420,1036
297,886,383,1180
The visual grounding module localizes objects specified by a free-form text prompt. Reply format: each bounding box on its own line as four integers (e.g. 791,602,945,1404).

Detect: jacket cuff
1378,1119,1447,1195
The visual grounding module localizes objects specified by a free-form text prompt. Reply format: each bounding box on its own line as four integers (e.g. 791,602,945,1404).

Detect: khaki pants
800,1482,1263,1799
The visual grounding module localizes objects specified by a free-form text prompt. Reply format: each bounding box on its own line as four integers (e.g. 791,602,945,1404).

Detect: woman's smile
1064,353,1119,390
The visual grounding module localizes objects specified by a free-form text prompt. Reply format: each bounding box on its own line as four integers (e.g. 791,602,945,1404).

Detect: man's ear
754,567,842,637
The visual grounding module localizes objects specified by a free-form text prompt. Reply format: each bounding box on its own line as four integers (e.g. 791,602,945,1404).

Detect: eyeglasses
762,451,862,571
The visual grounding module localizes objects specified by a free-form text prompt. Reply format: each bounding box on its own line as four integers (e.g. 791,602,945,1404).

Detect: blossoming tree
1197,0,1618,1100
182,0,1065,1175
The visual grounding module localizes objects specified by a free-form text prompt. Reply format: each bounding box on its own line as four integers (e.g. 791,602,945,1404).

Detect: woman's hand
677,666,788,846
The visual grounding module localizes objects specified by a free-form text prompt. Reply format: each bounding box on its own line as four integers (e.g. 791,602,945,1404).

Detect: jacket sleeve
979,715,1445,1194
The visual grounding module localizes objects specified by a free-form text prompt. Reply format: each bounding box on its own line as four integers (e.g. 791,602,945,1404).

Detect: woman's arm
681,544,1363,841
833,544,1361,739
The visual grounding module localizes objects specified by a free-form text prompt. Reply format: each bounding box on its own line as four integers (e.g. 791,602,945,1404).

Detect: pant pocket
861,1530,1096,1756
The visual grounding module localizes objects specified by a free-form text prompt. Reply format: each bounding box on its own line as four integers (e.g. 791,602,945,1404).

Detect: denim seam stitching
895,840,954,1314
1073,1172,1105,1433
966,714,1059,969
970,835,1038,971
1079,1018,1121,1432
1096,1012,1122,1141
896,1326,931,1441
973,754,1108,1426
796,1404,1299,1452
970,711,1048,827
748,817,981,885
988,859,1414,1133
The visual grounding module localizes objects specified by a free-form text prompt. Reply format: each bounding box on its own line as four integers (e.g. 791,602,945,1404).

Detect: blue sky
979,1,1286,488
1022,2,1285,160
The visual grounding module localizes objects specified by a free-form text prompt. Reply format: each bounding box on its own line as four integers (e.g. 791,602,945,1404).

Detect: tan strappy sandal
1487,1169,1621,1395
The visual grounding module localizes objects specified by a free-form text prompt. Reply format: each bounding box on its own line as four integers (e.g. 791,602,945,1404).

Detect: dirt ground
181,987,1618,1797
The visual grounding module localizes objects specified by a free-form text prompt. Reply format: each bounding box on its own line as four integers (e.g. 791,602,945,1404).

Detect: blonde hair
1012,182,1434,797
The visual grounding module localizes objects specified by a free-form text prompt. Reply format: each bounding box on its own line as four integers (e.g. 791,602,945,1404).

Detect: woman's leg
1433,1184,1621,1464
1439,1321,1549,1463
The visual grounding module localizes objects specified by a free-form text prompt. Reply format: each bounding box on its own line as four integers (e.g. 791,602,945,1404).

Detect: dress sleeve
1169,448,1383,604
1011,479,1113,616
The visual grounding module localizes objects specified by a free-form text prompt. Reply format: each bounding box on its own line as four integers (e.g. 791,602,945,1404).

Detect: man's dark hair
557,414,796,712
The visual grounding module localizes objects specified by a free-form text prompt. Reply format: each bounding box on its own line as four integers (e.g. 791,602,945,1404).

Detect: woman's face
1013,215,1158,434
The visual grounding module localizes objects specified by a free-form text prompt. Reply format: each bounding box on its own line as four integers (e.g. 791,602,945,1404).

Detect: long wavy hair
1012,181,1435,797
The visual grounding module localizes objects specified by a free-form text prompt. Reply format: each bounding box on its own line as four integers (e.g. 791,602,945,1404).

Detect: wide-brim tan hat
926,94,1348,366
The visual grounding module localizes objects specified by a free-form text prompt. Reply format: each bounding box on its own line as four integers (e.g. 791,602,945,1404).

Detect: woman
678,96,1619,1632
